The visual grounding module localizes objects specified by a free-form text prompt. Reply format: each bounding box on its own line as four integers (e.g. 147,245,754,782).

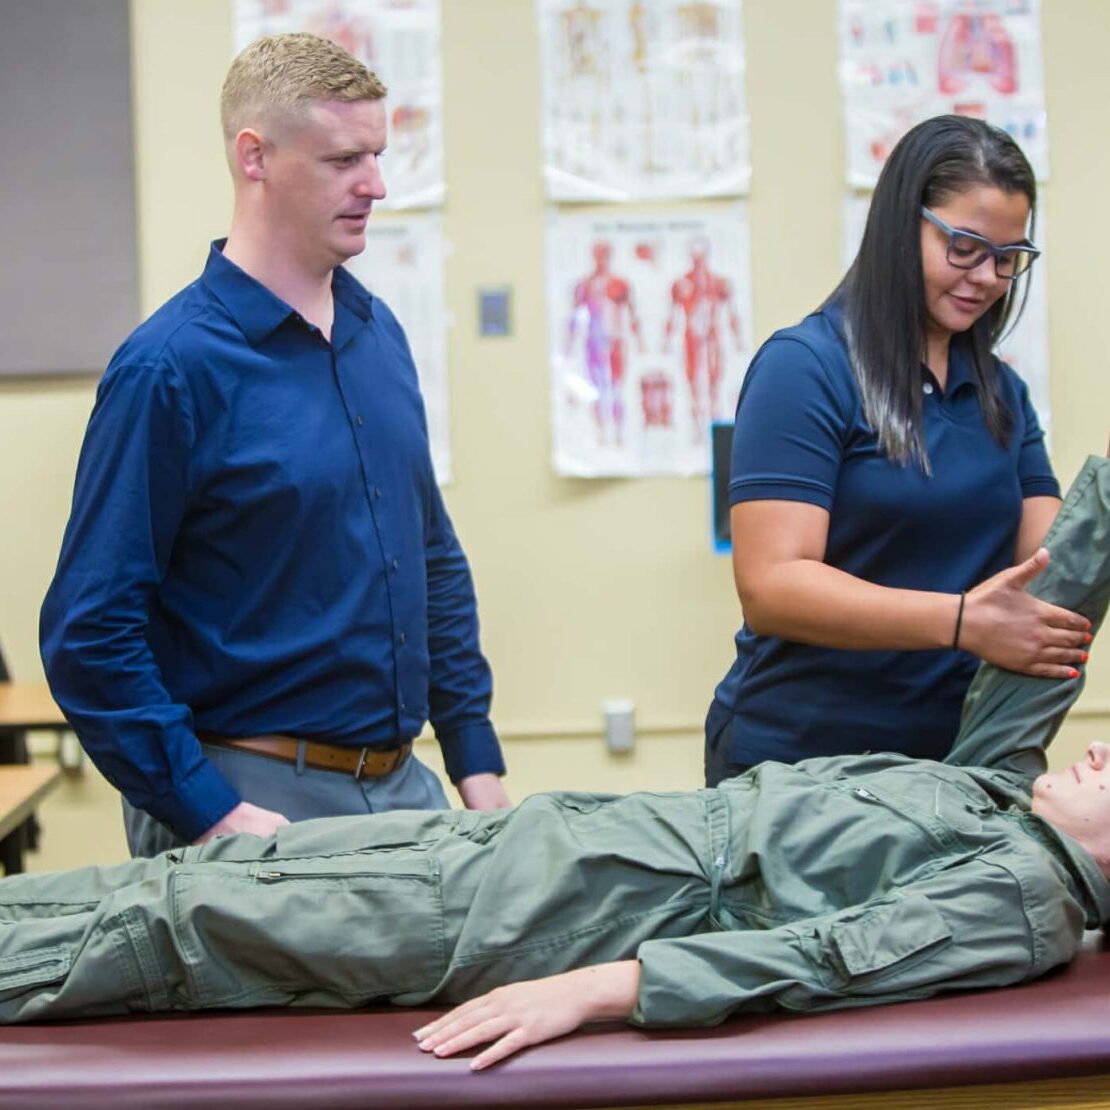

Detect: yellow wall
5,0,1109,868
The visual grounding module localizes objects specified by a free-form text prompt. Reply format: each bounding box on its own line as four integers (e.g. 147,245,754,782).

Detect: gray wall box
0,0,139,376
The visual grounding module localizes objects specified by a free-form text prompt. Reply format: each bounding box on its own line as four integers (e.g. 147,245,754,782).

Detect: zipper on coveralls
850,785,946,844
254,868,426,881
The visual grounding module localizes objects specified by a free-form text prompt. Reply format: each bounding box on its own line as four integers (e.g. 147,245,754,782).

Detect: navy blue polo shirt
41,243,504,840
710,302,1058,766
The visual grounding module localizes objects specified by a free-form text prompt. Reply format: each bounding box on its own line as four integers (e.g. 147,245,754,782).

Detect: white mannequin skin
1032,740,1110,871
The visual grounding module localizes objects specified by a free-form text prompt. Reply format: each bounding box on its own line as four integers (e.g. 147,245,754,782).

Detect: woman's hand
412,961,640,1071
960,548,1092,677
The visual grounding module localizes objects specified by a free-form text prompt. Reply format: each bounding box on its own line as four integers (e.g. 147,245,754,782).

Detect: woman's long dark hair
828,115,1037,471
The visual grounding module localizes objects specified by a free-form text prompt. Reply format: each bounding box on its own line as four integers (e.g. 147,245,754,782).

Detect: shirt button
399,631,407,644
391,558,400,571
374,487,383,499
356,415,364,427
923,382,934,395
400,700,407,712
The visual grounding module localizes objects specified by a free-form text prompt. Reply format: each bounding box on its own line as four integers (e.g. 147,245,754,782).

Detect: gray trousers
124,743,450,858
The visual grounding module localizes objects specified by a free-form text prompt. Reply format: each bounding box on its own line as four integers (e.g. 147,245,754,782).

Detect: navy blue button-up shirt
41,244,504,840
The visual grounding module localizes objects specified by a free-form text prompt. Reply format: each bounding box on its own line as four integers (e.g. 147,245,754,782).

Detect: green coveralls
1,456,1108,1028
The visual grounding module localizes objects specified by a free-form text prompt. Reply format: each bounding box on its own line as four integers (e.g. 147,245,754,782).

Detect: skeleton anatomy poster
548,205,753,476
843,193,1051,438
839,0,1048,187
539,0,750,201
234,0,444,209
346,215,452,482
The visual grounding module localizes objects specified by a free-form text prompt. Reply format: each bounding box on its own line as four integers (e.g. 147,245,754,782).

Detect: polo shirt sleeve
728,335,857,512
1006,366,1060,499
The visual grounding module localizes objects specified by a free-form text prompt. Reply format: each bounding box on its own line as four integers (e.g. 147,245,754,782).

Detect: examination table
0,931,1107,1109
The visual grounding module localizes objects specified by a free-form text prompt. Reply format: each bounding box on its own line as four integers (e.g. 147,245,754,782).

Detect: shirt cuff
149,757,243,843
436,721,507,783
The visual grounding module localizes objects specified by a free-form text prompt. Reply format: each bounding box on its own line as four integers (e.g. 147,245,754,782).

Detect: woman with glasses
705,114,1091,787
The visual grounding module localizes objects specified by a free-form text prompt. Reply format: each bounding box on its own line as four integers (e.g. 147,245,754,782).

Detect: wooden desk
0,764,60,869
0,687,68,872
0,682,67,732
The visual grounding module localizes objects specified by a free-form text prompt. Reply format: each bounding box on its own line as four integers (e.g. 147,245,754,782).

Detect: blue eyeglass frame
920,206,1041,279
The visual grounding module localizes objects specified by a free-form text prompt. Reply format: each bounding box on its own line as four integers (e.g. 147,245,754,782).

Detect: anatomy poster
842,192,1051,437
839,0,1048,187
539,0,750,202
346,214,452,482
234,0,444,209
547,205,753,476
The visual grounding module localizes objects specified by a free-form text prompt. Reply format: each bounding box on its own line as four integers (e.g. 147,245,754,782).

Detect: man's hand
961,549,1092,678
194,801,290,843
457,772,511,810
413,961,640,1070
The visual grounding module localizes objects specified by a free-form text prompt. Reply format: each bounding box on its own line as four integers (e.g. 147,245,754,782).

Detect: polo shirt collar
822,299,979,398
200,242,376,346
943,341,978,395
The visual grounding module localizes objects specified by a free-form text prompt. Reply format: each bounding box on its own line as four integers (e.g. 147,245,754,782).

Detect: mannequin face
1032,740,1110,872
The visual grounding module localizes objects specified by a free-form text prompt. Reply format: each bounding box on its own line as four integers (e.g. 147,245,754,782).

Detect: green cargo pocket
829,895,952,982
171,850,446,1010
0,945,72,999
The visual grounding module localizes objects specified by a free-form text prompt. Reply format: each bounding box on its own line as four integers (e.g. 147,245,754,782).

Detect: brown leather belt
200,734,413,780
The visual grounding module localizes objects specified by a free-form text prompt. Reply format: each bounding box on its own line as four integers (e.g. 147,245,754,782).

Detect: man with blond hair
41,33,509,858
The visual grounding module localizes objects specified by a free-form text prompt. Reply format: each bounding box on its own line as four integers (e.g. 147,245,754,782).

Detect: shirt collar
821,298,979,397
333,264,374,324
200,242,375,345
1024,813,1110,928
941,341,978,395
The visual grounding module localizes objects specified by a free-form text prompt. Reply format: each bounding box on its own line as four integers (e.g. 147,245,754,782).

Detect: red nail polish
1070,668,1080,679
1086,634,1095,644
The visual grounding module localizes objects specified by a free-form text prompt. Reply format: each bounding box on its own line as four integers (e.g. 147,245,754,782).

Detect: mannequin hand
413,962,640,1070
961,549,1092,677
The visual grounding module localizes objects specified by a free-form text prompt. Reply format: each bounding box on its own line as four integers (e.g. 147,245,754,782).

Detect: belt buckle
353,746,370,780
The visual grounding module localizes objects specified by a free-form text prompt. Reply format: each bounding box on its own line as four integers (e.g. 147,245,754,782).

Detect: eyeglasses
920,206,1041,279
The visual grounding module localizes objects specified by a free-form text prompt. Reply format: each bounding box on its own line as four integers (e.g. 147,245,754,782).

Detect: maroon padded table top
1,932,1109,1108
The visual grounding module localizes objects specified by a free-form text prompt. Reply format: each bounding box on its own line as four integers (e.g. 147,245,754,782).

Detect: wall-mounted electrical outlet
602,699,635,754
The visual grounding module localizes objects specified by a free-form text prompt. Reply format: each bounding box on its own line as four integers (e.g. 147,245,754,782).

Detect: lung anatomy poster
839,0,1048,187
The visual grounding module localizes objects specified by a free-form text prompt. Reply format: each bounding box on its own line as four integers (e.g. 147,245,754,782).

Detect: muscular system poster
547,205,753,476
